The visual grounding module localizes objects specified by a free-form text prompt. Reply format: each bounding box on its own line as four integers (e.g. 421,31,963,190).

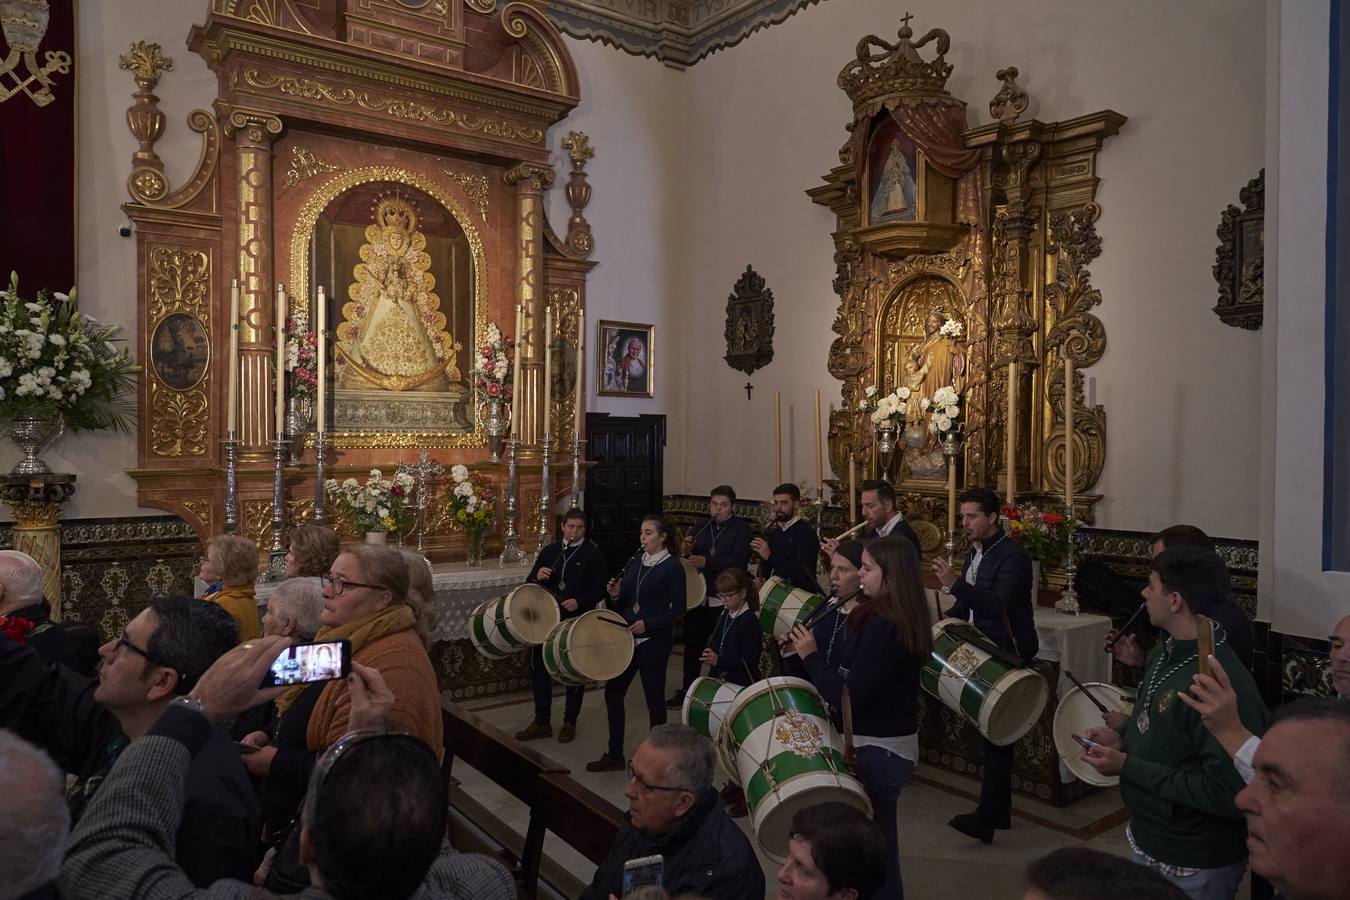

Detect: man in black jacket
753,483,822,594
0,550,77,670
581,724,764,900
667,484,753,710
515,508,609,743
0,596,258,885
933,487,1038,845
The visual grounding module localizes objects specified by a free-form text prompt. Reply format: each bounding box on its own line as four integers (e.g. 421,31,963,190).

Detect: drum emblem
947,646,980,678
774,710,823,758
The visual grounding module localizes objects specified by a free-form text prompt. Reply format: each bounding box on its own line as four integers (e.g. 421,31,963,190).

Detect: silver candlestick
538,432,553,551
224,432,239,534
569,436,585,509
1056,503,1082,615
262,433,287,581
398,448,443,554
313,428,328,527
499,436,525,566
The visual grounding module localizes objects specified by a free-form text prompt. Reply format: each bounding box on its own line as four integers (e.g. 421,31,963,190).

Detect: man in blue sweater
753,482,822,594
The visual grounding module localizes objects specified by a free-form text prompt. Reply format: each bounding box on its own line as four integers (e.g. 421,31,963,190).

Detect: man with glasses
0,596,257,886
580,723,763,900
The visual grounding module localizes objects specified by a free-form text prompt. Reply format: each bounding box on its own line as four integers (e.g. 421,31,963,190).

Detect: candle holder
223,432,239,535
538,432,553,552
941,426,963,561
499,436,525,566
1055,503,1082,615
569,436,585,509
398,449,443,554
260,433,288,581
313,428,328,527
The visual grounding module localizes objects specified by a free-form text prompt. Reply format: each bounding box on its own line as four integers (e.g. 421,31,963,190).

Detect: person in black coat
699,567,761,818
580,724,764,900
516,508,609,743
753,482,822,594
933,486,1038,845
790,536,930,900
668,484,753,709
0,551,78,671
822,480,922,561
587,515,687,771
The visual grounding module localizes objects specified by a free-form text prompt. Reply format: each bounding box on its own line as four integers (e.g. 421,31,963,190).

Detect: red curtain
0,1,77,294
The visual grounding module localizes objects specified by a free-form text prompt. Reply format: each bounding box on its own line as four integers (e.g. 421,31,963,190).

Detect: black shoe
992,815,1012,830
948,813,994,844
665,690,685,710
585,753,625,773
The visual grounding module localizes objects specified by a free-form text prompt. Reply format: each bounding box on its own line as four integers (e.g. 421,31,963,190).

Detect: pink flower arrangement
473,322,515,405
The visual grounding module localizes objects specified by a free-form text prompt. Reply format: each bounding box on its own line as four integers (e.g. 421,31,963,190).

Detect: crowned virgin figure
336,197,460,392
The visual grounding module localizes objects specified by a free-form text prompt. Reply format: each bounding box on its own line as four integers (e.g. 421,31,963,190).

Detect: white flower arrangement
446,465,497,535
920,384,963,434
325,468,415,534
859,386,910,430
938,317,965,340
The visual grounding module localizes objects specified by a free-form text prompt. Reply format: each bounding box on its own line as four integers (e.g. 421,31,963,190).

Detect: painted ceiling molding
546,0,828,69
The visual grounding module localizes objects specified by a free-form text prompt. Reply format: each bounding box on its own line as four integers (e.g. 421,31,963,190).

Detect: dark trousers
678,602,716,691
856,745,915,900
605,631,673,759
978,737,1014,822
530,645,585,726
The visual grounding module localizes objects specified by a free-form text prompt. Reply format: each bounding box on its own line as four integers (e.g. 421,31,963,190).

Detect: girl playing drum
700,567,761,816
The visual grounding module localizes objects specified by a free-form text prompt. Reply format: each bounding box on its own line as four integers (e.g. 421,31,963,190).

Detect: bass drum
679,559,705,612
921,618,1049,746
720,676,871,861
1053,681,1135,787
682,676,745,779
467,584,560,661
540,609,635,686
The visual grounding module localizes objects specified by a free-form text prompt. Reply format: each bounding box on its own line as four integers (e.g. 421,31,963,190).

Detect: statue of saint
336,197,460,392
911,310,963,404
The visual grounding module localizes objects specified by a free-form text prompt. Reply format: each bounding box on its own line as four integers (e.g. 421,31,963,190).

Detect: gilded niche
147,246,211,458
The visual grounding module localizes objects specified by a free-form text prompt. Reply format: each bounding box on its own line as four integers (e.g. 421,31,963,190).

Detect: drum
682,675,744,743
679,559,705,612
921,618,1049,746
467,584,561,660
757,576,826,641
720,676,872,861
1053,681,1135,787
540,609,635,686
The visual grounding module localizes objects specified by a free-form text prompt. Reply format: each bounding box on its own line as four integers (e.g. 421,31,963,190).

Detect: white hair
0,730,69,899
0,551,44,610
271,577,324,641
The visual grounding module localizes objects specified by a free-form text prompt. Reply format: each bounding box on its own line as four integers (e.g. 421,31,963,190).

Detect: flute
682,518,714,557
834,520,869,541
1106,602,1148,650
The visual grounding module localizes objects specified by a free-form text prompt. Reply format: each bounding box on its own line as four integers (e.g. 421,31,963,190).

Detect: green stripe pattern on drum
682,677,743,742
922,619,1031,742
757,578,825,640
468,596,525,660
541,618,588,686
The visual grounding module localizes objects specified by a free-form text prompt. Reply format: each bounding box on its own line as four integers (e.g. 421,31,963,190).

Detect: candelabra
538,433,553,552
313,428,328,527
941,428,961,562
499,436,525,566
398,449,443,554
223,432,239,534
569,436,585,509
1055,503,1082,615
262,433,288,581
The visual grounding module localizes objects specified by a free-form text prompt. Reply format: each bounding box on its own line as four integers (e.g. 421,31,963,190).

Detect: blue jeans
1131,851,1245,900
855,745,915,900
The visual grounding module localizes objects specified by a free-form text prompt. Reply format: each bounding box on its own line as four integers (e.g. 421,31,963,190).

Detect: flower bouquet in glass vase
324,469,415,543
446,464,497,566
284,310,319,461
0,273,138,473
859,385,910,482
473,323,516,461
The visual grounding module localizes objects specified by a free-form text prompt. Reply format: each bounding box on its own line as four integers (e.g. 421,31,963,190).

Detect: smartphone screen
1072,733,1098,751
622,854,663,896
259,640,351,688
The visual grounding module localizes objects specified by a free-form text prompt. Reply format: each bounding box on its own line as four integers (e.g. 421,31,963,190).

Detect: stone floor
446,653,1247,899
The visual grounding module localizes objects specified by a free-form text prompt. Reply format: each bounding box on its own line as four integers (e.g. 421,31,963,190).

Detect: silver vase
286,394,315,464
875,425,897,482
7,414,64,475
484,398,508,462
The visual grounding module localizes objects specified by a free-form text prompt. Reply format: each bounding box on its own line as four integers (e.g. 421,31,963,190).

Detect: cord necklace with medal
632,557,660,615
555,540,581,591
1137,630,1226,733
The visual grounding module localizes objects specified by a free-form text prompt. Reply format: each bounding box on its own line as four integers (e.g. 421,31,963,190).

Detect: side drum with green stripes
756,577,825,641
721,676,872,861
681,676,744,743
921,618,1049,746
541,609,634,686
467,596,521,660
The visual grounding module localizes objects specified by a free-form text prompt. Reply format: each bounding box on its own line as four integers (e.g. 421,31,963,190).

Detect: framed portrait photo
597,320,654,398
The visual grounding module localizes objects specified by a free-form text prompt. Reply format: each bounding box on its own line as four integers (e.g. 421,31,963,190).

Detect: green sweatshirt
1115,632,1270,869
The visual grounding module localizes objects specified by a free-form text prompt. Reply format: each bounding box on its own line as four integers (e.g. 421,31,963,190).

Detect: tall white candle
316,286,327,434
574,309,585,436
1064,349,1075,511
1006,361,1018,504
543,305,554,438
511,303,524,435
275,284,287,437
814,389,823,499
774,392,782,485
227,279,240,435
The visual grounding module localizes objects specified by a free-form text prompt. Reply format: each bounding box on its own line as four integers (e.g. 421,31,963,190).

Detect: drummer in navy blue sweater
752,482,823,594
514,508,609,744
700,566,762,818
586,514,687,772
789,536,931,900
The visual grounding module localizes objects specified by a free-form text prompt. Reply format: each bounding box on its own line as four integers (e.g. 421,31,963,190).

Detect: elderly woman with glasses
239,544,442,875
199,534,262,642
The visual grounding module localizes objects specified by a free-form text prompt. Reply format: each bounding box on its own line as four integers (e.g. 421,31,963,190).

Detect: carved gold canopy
810,18,1124,539
121,1,597,545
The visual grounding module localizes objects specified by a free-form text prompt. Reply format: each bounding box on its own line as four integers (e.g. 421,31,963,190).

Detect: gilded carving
988,67,1028,125
1212,169,1264,330
547,288,582,445
281,145,340,194
148,247,209,322
149,382,209,457
243,70,545,144
241,499,274,549
503,163,556,191
445,170,490,223
466,0,496,12
121,41,219,209
181,498,213,533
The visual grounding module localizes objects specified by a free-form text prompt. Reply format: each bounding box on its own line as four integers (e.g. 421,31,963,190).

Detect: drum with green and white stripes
921,617,1049,746
467,584,560,661
756,576,825,641
681,676,744,743
540,609,634,686
720,676,872,860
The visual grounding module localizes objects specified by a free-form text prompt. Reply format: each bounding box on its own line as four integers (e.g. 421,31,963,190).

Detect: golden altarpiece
811,20,1124,549
120,1,597,552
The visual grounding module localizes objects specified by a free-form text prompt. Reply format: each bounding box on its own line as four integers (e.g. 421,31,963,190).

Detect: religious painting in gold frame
597,319,653,398
290,166,488,449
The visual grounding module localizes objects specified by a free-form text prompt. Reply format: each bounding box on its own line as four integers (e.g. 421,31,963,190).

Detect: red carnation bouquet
1002,503,1078,565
